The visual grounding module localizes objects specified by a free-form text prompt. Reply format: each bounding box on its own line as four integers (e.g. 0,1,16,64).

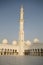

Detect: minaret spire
20,5,24,20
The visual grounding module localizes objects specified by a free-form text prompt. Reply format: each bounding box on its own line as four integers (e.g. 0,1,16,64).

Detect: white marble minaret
19,6,24,55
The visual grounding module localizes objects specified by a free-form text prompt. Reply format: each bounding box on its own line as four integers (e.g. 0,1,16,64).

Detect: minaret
19,5,24,41
19,6,24,55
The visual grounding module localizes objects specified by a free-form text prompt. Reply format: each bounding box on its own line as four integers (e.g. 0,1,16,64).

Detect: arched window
38,49,39,52
12,49,14,54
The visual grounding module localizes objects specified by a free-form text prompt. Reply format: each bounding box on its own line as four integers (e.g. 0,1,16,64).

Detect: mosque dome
26,40,31,46
2,39,8,44
12,40,17,45
33,38,39,43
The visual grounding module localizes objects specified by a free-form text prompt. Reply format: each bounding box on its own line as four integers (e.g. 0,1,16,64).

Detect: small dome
26,40,31,46
33,38,39,43
2,39,8,44
12,40,17,45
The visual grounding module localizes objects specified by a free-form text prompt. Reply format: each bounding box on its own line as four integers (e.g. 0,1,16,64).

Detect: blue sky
0,0,43,43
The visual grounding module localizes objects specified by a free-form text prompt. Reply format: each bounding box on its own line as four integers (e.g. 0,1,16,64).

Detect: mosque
0,6,43,56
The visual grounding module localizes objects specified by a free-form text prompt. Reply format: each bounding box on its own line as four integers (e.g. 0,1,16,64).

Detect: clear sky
0,0,43,43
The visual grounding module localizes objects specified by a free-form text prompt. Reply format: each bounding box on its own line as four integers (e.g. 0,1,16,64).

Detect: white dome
33,38,39,43
2,39,8,44
12,40,17,45
26,40,31,46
